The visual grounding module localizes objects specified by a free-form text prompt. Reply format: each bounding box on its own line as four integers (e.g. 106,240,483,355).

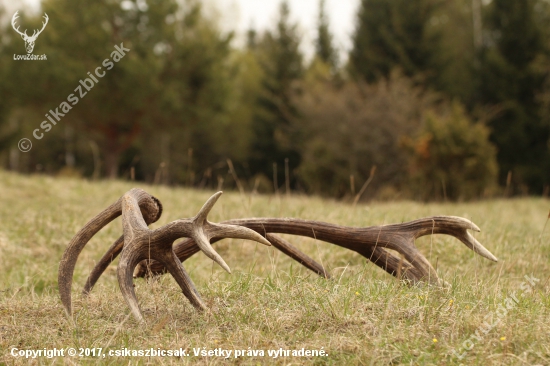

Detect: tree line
0,0,549,201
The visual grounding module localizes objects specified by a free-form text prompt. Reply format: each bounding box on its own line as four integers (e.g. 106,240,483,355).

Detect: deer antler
83,207,496,293
83,227,332,297
67,189,497,322
59,190,270,322
132,216,496,285
58,188,162,316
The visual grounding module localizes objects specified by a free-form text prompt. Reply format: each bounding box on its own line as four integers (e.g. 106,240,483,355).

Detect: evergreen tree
247,27,257,49
315,0,337,71
478,0,549,192
428,0,479,102
10,0,235,181
349,0,440,83
249,1,304,186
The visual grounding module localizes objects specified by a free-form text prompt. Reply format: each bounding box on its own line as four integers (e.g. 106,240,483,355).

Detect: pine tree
349,0,439,83
249,1,304,186
315,0,337,71
478,0,549,192
9,0,236,181
247,28,257,49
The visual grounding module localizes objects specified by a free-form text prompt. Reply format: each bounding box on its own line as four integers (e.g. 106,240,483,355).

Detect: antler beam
134,216,496,284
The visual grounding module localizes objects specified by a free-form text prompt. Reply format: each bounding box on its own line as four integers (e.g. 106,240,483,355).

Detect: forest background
1,0,549,202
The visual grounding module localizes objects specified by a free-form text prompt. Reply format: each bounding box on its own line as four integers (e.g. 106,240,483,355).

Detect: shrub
293,70,429,198
405,101,498,200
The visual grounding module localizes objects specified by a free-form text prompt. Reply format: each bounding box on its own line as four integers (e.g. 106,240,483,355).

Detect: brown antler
59,190,270,322
134,216,496,285
83,210,496,297
67,189,497,322
83,231,332,295
118,191,270,322
58,188,162,316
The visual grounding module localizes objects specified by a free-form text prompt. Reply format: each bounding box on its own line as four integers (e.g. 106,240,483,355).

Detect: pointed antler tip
467,234,498,262
486,253,498,262
258,235,271,246
470,222,481,232
216,257,231,274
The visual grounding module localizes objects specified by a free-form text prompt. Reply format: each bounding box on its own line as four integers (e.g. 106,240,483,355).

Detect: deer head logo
11,11,49,54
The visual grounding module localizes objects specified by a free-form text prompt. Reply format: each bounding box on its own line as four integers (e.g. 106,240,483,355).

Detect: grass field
0,170,548,365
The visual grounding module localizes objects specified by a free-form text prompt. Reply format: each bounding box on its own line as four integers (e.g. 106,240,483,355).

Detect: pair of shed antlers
58,188,498,322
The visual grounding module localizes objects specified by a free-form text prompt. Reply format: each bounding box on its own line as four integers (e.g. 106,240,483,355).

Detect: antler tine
206,223,271,247
189,191,271,274
266,234,330,279
82,235,124,295
354,245,427,284
193,228,231,274
191,192,231,273
117,249,144,322
193,191,223,224
156,250,207,310
59,200,122,316
411,216,497,262
58,188,162,316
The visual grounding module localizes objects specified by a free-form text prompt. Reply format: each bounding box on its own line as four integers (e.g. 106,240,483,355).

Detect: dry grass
0,170,548,365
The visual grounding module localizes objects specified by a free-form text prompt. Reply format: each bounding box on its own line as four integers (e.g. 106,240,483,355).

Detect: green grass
0,170,548,365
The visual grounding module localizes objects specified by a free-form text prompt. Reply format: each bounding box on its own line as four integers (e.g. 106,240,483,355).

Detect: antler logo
11,11,49,54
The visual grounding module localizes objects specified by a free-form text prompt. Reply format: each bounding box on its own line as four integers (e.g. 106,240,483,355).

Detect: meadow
0,170,548,365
